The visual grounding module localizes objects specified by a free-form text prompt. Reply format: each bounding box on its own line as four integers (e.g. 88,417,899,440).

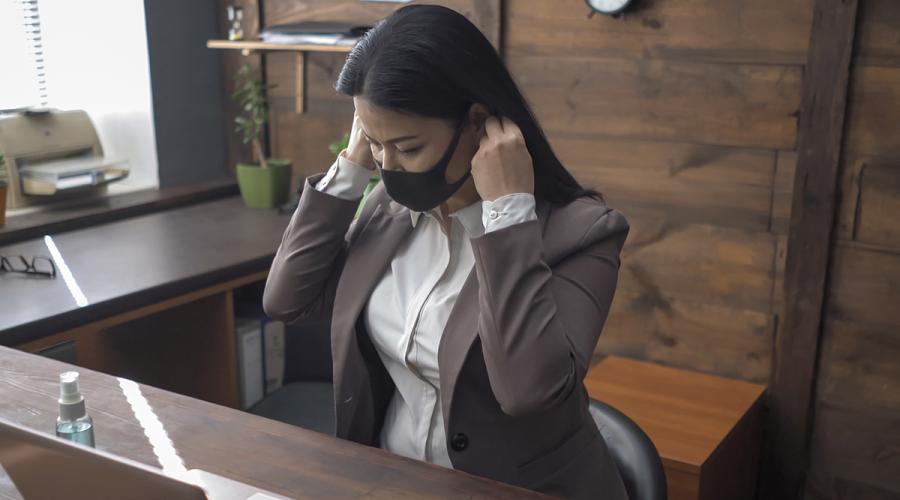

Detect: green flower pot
236,159,292,209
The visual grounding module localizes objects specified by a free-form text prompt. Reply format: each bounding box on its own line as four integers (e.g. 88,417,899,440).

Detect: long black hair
335,4,601,206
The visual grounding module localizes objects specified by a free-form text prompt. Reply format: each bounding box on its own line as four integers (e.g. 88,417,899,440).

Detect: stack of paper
259,21,370,46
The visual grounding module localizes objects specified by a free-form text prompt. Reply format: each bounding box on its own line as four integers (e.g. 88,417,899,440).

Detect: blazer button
451,432,468,451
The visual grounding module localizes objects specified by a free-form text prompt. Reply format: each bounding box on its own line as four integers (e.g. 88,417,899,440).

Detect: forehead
353,97,446,141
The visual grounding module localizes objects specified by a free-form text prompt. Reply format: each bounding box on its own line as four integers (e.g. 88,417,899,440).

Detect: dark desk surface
0,196,291,346
0,179,239,246
0,346,544,499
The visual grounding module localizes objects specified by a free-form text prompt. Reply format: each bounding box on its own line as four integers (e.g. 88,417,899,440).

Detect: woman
263,5,629,499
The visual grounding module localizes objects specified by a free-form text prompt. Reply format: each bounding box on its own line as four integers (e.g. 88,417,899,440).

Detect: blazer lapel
331,200,413,393
438,268,479,429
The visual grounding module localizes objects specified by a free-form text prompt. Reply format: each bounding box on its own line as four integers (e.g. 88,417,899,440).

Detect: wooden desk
0,196,292,408
0,346,546,499
586,356,766,500
0,179,238,246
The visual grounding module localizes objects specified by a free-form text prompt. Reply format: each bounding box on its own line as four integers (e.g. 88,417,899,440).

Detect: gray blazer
263,172,630,500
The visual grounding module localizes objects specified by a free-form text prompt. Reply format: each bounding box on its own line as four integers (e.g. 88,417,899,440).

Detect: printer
0,109,129,209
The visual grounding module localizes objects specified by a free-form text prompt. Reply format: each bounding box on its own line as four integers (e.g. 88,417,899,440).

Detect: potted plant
0,153,8,227
328,133,380,219
233,63,292,209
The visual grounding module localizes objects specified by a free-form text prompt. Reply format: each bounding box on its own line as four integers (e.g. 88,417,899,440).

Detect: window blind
0,0,47,111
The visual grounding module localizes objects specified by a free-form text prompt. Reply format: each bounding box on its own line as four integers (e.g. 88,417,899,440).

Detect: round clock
585,0,635,16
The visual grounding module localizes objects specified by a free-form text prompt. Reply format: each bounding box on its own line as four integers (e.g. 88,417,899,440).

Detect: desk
0,196,291,408
586,356,766,500
0,179,238,246
0,346,547,499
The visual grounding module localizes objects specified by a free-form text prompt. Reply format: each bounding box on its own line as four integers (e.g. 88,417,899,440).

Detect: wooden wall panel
803,4,900,492
594,213,779,383
272,111,352,182
810,315,900,495
509,56,802,150
267,51,347,106
806,399,900,497
834,156,867,241
855,0,900,67
555,135,778,232
827,242,900,329
599,290,774,383
772,152,797,235
844,66,900,158
760,0,859,494
618,219,777,314
832,156,900,249
506,0,812,65
806,472,900,500
263,0,501,48
853,162,900,247
266,49,353,185
816,318,900,415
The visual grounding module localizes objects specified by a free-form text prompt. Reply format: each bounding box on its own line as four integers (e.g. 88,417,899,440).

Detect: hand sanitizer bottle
55,371,95,447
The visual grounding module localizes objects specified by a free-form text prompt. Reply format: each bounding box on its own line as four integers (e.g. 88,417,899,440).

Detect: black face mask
375,115,469,213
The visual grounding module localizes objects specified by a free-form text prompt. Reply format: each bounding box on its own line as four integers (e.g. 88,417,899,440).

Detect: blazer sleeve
262,173,362,325
470,206,629,417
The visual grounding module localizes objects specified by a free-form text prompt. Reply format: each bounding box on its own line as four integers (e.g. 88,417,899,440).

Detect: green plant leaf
231,63,271,162
328,132,351,156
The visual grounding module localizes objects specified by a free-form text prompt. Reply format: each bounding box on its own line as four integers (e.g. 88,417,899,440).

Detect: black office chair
248,317,336,435
589,399,667,500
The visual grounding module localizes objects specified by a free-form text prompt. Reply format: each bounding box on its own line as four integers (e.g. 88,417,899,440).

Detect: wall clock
585,0,636,17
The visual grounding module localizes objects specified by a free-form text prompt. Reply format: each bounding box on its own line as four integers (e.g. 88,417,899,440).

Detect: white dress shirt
315,154,537,468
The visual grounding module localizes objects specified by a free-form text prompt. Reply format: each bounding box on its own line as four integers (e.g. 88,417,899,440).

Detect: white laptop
0,418,290,500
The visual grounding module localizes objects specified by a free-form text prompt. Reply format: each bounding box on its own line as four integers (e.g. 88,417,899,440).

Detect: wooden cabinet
586,356,766,500
17,272,268,409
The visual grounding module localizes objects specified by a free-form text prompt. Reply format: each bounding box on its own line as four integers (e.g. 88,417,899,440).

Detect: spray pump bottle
55,371,95,447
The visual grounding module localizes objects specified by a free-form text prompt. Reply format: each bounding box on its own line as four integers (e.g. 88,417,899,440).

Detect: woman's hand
471,116,535,202
343,110,376,171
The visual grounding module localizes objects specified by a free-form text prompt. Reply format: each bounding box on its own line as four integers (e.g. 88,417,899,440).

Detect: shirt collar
409,201,484,238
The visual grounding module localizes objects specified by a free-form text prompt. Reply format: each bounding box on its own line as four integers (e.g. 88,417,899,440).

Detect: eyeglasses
0,255,58,278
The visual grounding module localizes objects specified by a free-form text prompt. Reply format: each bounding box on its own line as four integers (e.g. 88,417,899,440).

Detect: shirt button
489,209,500,220
451,432,469,451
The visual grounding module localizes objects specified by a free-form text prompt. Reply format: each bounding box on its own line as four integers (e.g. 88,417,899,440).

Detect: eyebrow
364,132,419,144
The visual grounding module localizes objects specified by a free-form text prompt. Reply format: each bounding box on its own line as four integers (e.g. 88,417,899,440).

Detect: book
262,319,286,395
235,318,264,409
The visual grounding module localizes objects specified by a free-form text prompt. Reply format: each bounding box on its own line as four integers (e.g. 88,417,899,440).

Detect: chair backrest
589,399,667,500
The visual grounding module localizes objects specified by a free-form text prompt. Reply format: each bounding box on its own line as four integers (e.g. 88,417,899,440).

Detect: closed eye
398,146,422,156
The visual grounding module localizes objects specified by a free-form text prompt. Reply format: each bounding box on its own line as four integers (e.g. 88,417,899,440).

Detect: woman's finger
484,116,503,138
500,116,521,139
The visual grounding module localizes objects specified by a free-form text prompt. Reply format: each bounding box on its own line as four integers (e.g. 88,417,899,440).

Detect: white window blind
0,0,47,110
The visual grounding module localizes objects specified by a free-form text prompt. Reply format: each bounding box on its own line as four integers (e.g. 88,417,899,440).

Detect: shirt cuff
482,193,537,234
314,152,375,200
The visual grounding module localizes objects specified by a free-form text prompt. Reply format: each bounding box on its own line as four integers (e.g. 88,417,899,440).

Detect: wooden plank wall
505,0,811,384
804,1,900,498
